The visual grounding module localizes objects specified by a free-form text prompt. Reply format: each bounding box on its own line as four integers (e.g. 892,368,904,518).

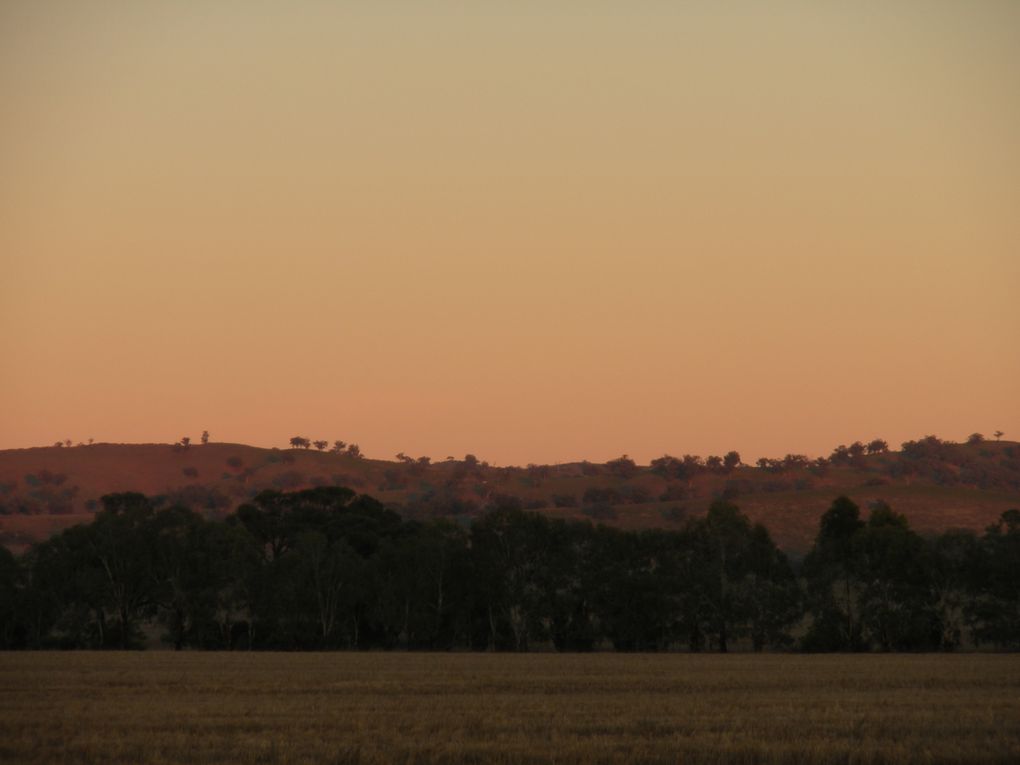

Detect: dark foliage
0,488,1017,653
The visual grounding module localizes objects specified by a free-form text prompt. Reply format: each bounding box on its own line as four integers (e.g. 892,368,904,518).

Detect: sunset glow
2,1,1017,464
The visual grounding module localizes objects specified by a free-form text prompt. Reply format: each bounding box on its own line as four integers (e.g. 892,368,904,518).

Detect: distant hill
1,437,1018,554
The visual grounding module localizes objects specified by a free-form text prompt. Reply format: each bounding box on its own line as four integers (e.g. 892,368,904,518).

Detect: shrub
163,485,230,511
272,471,306,490
583,486,623,506
619,484,653,504
660,505,688,523
582,503,617,520
488,494,523,512
658,484,688,502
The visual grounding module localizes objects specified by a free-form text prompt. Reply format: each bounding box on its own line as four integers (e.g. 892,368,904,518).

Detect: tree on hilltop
290,436,311,449
313,440,328,451
866,439,888,454
723,451,742,472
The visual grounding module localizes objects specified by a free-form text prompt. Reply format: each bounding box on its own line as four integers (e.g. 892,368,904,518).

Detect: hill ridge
1,437,1018,554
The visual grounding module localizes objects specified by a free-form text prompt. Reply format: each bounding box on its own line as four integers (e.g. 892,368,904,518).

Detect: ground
1,652,1017,764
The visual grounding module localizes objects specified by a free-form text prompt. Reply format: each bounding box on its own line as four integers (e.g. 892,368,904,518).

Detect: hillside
1,437,1018,554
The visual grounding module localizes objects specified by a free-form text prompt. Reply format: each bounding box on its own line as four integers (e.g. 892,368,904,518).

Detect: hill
1,437,1018,554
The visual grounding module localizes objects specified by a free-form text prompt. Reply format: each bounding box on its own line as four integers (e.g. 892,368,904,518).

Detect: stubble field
1,652,1017,764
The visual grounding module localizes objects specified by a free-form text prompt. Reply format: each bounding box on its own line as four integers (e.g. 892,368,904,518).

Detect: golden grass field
1,653,1018,764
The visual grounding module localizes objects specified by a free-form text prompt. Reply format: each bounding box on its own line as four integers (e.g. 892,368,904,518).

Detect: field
1,654,1018,764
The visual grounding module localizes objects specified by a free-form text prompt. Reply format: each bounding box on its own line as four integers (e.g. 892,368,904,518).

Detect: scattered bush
660,506,688,523
582,503,617,521
271,471,306,490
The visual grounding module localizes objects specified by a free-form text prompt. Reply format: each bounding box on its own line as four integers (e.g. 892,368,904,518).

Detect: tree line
0,487,1016,652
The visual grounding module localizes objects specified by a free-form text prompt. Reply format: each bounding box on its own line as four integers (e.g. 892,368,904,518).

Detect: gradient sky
1,1,1018,465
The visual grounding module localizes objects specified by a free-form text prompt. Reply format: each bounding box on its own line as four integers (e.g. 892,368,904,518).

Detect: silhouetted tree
606,455,638,479
201,431,209,445
802,496,866,650
856,503,937,650
313,440,328,451
723,451,742,472
866,439,888,454
290,437,311,450
968,509,1020,648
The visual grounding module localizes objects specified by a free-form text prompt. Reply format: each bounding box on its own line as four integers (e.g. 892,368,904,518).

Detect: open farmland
1,653,1018,764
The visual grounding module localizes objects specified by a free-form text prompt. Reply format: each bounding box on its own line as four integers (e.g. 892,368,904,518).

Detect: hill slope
1,438,1018,554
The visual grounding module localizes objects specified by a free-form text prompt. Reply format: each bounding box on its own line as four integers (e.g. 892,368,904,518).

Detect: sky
1,1,1018,465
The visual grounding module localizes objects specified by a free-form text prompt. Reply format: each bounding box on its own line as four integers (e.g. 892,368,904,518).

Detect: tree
847,441,867,466
967,433,985,445
346,444,362,458
290,437,311,450
470,509,557,651
723,451,742,472
968,509,1020,648
313,440,328,451
802,496,866,650
856,504,937,650
180,437,191,449
88,493,163,648
201,431,210,445
744,524,802,651
866,439,888,455
994,430,1004,441
690,501,757,652
151,506,225,650
293,530,358,646
928,529,981,650
606,455,638,479
331,441,346,454
0,546,24,648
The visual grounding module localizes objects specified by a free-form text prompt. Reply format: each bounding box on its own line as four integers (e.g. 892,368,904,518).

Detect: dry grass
1,653,1018,764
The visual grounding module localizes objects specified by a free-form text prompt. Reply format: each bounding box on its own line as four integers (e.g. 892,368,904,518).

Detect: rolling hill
1,437,1018,554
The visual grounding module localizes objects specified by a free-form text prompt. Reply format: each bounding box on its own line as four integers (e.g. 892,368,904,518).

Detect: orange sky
1,2,1018,465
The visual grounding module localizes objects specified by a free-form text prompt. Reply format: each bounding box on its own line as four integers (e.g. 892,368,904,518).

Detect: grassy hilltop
1,436,1018,554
